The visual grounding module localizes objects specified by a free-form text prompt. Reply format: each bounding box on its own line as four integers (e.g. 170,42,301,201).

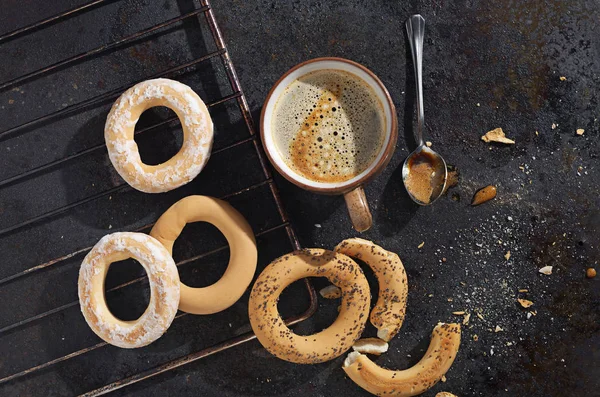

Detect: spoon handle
406,14,425,147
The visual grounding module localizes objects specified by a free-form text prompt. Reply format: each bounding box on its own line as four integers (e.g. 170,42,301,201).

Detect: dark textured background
0,0,598,396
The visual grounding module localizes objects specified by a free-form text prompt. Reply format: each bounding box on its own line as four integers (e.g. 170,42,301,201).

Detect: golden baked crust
150,196,257,315
343,323,461,396
78,232,180,348
335,238,408,341
105,78,213,193
249,249,370,364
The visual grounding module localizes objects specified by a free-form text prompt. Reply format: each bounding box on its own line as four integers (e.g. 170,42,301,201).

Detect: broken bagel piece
343,323,461,397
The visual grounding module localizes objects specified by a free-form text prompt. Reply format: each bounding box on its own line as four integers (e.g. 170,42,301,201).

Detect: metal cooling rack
0,0,316,395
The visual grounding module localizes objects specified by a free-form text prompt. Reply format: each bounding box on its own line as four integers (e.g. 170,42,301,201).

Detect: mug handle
343,186,372,232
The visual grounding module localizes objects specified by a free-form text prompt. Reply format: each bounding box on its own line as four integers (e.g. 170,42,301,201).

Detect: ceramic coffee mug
260,57,397,232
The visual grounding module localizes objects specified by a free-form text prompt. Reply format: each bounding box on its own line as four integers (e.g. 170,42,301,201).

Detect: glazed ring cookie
105,78,214,193
335,238,408,341
150,196,257,315
78,232,180,348
249,249,371,364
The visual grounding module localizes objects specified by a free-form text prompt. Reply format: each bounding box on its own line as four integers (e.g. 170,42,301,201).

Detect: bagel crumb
539,266,553,275
418,241,425,249
518,299,534,308
481,127,515,144
452,311,465,315
518,289,528,293
586,268,596,278
319,285,342,299
473,334,479,341
441,375,447,382
463,313,471,325
352,338,389,355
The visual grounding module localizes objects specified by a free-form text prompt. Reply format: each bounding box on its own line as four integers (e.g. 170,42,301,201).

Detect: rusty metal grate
0,0,316,394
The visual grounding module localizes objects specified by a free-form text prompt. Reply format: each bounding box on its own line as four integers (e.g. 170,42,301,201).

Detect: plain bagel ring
150,196,257,315
249,249,371,364
78,232,180,349
105,78,214,193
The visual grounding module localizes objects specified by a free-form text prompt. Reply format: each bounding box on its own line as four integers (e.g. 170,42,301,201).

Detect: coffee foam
272,70,386,183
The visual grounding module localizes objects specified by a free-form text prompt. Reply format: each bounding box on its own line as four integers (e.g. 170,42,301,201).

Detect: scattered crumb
426,141,432,147
8,99,15,104
319,285,342,299
473,334,479,341
442,257,447,262
463,313,471,325
535,130,539,136
441,375,447,383
518,299,534,308
418,242,425,249
552,123,557,130
352,338,389,355
476,312,484,320
447,298,453,302
518,289,528,293
481,127,515,144
477,103,480,107
506,342,513,346
559,76,567,81
452,311,466,315
436,392,458,397
529,310,537,316
527,312,533,319
495,325,503,333
576,128,585,136
586,268,597,279
315,224,322,228
472,185,497,206
539,266,553,275
504,251,511,261
108,224,112,230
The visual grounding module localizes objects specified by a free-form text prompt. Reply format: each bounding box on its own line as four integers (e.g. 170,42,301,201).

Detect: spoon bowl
402,145,447,205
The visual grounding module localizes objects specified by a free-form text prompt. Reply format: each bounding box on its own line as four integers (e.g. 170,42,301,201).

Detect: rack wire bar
0,221,302,386
0,0,317,394
0,89,239,190
0,0,113,44
0,7,209,92
0,171,267,289
79,289,316,397
0,91,246,239
0,48,225,143
0,178,274,336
